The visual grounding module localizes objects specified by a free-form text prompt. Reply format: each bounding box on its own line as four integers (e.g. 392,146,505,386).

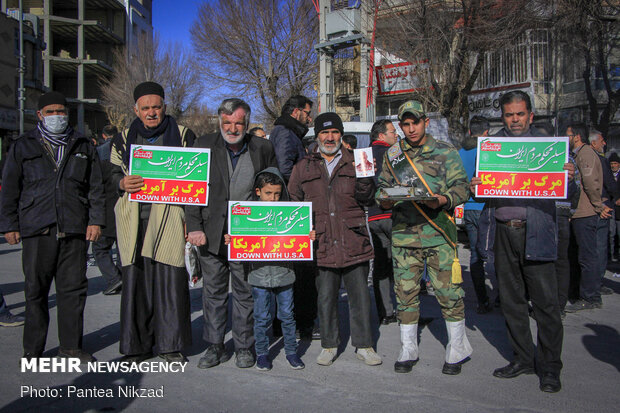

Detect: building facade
1,0,153,139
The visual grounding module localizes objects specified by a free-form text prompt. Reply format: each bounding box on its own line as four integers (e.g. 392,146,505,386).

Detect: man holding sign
110,81,196,364
471,91,574,393
288,112,380,367
377,100,471,376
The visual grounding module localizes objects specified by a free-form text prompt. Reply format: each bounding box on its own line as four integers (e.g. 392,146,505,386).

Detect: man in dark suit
186,98,277,369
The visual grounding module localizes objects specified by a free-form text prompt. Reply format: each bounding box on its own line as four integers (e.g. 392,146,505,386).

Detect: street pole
318,0,333,113
18,0,25,135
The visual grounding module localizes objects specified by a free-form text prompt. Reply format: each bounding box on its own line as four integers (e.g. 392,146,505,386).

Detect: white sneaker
356,347,382,366
316,348,337,366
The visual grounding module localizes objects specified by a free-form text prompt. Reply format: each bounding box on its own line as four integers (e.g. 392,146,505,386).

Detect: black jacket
368,140,392,220
0,127,105,238
185,132,278,255
97,139,119,238
269,115,308,182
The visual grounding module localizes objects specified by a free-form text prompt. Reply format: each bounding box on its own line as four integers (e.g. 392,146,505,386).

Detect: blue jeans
252,285,297,356
464,209,491,305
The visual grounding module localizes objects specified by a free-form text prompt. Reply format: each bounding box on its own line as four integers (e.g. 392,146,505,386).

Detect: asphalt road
0,239,619,413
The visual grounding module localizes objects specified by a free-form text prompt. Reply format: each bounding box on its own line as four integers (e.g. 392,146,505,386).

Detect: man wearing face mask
110,81,196,364
0,91,105,362
186,98,277,369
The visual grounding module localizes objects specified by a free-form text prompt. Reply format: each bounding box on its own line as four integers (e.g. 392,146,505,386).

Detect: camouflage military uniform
377,135,470,325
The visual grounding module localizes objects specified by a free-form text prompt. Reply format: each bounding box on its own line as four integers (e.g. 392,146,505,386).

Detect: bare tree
99,34,204,130
191,0,318,124
554,0,619,137
372,0,542,143
182,104,220,137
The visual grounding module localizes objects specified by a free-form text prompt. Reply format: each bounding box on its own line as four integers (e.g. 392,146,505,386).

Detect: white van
304,121,376,148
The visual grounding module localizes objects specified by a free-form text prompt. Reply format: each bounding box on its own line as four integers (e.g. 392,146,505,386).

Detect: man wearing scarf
0,91,105,362
110,81,196,363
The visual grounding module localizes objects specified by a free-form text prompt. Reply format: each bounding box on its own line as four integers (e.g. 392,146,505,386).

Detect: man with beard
110,81,196,363
270,95,313,182
472,91,574,393
288,112,380,367
0,91,104,361
186,98,277,369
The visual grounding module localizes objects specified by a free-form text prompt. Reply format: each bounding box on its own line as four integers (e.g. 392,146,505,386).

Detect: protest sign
228,201,313,261
354,148,375,178
128,145,210,205
475,137,568,199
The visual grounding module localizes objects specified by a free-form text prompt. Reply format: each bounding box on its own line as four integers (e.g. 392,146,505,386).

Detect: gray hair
589,129,604,142
218,98,251,126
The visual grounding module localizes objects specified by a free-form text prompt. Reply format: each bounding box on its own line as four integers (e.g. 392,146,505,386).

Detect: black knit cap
133,81,165,102
609,152,620,164
314,112,343,135
37,91,66,110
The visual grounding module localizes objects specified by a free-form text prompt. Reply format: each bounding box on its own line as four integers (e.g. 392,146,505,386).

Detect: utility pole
318,0,334,112
315,1,372,120
18,0,25,135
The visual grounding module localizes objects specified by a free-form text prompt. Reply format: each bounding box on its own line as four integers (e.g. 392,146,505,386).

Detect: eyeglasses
303,110,312,116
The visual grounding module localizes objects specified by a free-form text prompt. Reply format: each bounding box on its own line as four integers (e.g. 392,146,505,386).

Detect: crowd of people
1,83,617,395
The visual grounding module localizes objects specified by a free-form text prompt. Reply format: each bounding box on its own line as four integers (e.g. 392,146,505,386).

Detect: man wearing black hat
110,81,196,363
287,112,380,367
0,91,105,362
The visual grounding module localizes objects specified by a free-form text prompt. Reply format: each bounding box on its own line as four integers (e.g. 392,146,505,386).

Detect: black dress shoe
198,343,230,369
493,362,535,378
442,362,462,375
380,314,397,325
394,359,418,373
539,372,561,393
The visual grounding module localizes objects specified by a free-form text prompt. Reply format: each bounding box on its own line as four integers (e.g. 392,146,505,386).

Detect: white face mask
43,115,69,134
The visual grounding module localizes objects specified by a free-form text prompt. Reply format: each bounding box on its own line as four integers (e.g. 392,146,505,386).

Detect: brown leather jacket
288,148,375,268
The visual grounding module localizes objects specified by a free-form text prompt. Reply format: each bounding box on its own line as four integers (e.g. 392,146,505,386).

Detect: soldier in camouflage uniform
377,100,472,375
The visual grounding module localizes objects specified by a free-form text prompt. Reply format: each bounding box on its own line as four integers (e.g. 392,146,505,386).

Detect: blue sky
152,0,203,49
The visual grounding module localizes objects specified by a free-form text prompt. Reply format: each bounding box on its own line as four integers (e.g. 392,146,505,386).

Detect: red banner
476,171,566,198
229,235,312,261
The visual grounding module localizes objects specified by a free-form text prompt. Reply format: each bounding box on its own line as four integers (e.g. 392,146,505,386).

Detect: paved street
1,238,619,413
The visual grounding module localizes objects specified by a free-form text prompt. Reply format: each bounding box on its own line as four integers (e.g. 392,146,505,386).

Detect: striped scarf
37,121,73,166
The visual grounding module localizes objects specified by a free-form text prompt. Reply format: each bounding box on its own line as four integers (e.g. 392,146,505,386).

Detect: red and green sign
128,145,210,205
475,137,569,199
228,201,313,261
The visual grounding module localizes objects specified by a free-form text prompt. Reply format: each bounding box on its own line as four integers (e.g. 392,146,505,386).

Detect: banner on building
475,137,568,199
128,145,211,205
467,84,533,119
228,201,313,261
376,61,429,96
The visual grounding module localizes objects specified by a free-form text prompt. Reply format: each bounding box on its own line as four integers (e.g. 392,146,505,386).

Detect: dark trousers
119,221,192,355
316,263,372,349
293,261,318,330
464,209,490,306
22,227,88,354
369,219,395,318
555,212,572,310
572,215,602,303
596,216,609,280
92,235,122,286
494,223,563,374
199,252,254,349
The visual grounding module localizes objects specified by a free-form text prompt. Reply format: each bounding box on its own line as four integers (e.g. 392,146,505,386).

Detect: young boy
225,168,315,371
